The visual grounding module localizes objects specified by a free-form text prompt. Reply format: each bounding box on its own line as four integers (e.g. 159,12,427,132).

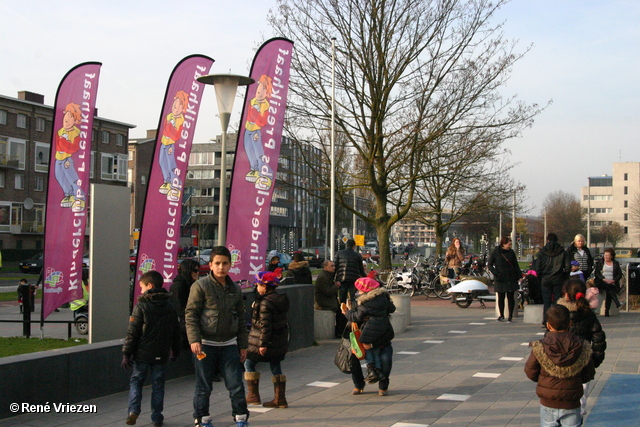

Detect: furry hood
556,299,578,312
356,286,388,304
532,332,592,378
288,260,310,270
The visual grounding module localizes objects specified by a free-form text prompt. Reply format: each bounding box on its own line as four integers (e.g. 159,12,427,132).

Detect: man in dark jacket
533,233,571,325
314,260,345,338
334,239,366,304
524,305,595,426
122,270,181,427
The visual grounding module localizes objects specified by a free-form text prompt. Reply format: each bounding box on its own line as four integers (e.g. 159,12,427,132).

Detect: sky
1,0,638,215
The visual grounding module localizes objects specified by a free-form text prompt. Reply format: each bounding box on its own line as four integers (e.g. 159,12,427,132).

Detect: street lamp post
197,74,254,246
330,37,336,260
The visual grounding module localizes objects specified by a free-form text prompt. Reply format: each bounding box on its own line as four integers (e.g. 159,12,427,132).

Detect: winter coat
122,288,181,364
185,272,248,349
594,259,622,293
566,244,594,279
314,269,339,310
533,241,571,288
286,260,313,284
335,248,366,283
488,246,522,293
445,247,465,269
524,331,595,410
556,299,607,368
345,287,395,348
247,290,290,363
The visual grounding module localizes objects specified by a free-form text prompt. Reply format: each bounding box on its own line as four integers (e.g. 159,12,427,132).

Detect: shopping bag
349,323,367,360
334,338,352,373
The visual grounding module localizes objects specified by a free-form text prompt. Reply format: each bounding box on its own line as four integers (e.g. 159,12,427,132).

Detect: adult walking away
314,260,344,337
488,237,521,322
533,233,571,327
566,234,593,281
185,246,250,427
556,278,607,416
285,252,312,284
334,239,366,304
122,271,181,427
244,269,290,409
342,276,395,396
445,237,465,280
594,247,622,316
170,258,201,348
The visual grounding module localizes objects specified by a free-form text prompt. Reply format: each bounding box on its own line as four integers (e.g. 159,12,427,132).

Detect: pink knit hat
355,277,379,293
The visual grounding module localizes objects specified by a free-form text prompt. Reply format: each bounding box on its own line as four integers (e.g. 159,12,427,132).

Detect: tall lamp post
330,37,337,260
197,74,254,246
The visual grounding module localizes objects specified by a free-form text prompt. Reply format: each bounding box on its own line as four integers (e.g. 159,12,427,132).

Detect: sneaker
126,412,138,425
235,414,249,427
195,417,214,427
497,316,504,322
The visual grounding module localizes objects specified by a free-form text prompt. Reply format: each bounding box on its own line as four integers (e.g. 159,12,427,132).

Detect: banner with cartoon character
133,55,214,302
226,38,294,285
42,62,101,319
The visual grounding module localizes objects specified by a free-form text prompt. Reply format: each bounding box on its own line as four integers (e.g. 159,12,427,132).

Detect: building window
624,173,628,181
101,153,128,181
101,131,110,144
0,171,4,187
35,176,44,191
590,208,613,214
270,206,289,217
116,134,125,146
624,213,629,221
128,150,134,161
141,175,146,185
625,200,628,208
624,227,628,234
16,114,27,128
624,186,628,195
36,117,46,132
15,174,24,190
34,142,50,173
92,129,97,142
9,139,26,170
90,151,95,179
0,110,7,125
0,204,9,232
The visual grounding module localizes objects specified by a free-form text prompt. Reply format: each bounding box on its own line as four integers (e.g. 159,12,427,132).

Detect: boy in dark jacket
524,305,595,426
122,270,181,427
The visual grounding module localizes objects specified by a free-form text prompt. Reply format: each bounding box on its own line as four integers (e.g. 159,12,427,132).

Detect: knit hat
570,260,580,267
355,277,380,293
254,268,282,287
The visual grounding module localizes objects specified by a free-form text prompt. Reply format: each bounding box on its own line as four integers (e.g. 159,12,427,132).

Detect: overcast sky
2,0,638,214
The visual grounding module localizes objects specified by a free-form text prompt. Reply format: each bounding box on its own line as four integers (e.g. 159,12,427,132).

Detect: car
19,253,43,274
177,257,210,276
360,248,380,262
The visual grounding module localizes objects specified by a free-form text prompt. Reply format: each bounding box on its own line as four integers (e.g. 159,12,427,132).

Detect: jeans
540,405,582,427
339,280,356,304
244,358,283,376
352,345,393,391
541,283,563,323
128,361,166,424
365,347,381,369
192,344,248,421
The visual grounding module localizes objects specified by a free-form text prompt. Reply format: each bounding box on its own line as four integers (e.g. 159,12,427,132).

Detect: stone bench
314,309,336,340
595,293,619,316
524,304,544,324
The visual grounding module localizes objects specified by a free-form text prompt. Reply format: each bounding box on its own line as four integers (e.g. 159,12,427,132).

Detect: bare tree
599,222,626,248
269,0,545,268
630,192,640,227
542,191,584,245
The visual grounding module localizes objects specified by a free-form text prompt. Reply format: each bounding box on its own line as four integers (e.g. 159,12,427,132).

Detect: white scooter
448,278,495,308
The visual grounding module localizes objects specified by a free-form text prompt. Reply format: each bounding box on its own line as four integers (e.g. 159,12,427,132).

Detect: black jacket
566,244,594,278
345,287,395,348
247,291,290,363
314,269,339,310
488,246,522,293
123,288,181,364
533,241,571,287
556,299,606,368
335,248,366,283
594,259,623,292
286,260,313,284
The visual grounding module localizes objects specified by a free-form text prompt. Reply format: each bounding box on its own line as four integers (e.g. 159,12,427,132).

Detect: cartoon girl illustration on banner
244,75,273,189
159,90,188,200
55,103,86,212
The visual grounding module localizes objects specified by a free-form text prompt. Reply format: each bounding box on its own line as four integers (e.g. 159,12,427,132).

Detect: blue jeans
193,344,248,421
540,405,582,427
128,361,166,424
365,348,381,369
377,345,393,391
244,358,283,376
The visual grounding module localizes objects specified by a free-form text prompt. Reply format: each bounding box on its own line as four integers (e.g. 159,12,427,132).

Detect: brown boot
263,374,288,408
244,371,261,405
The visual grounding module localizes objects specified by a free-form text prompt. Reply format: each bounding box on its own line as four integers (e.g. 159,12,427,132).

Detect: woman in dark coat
286,252,313,284
169,258,200,347
244,269,290,409
594,247,622,316
343,275,395,396
488,236,521,322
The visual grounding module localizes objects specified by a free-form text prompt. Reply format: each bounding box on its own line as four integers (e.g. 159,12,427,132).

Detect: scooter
448,279,495,308
73,305,88,335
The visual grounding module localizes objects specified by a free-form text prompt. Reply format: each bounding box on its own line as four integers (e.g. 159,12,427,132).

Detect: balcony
10,221,44,234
